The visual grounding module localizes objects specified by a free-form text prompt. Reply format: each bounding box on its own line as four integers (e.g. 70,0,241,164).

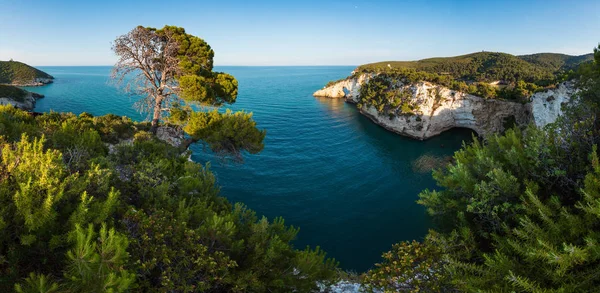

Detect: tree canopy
112,25,265,160
112,25,239,129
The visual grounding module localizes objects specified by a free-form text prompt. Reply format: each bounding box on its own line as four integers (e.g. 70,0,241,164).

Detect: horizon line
30,64,360,67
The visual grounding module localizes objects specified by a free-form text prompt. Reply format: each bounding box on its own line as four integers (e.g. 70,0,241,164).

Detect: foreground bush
0,106,337,292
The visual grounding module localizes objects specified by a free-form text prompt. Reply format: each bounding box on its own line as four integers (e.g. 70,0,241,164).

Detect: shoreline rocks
0,91,44,111
8,77,54,87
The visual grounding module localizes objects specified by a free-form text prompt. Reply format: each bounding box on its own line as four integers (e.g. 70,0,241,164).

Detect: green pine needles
0,106,338,292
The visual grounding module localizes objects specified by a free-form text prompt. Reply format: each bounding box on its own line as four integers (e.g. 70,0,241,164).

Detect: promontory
314,52,593,139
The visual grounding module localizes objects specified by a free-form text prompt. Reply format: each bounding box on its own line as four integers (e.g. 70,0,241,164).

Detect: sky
0,0,598,66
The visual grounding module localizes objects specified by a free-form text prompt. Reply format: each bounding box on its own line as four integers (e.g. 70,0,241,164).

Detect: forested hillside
0,85,27,102
0,60,54,85
358,52,593,84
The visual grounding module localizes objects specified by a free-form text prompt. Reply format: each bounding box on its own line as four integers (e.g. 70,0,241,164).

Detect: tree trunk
150,96,163,133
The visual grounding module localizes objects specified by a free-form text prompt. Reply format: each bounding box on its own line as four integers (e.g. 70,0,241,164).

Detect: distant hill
0,60,54,85
517,53,594,71
357,52,594,84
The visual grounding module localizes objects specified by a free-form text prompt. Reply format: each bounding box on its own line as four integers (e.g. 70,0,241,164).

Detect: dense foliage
0,60,53,85
362,45,600,292
357,75,419,117
0,106,337,292
0,84,27,101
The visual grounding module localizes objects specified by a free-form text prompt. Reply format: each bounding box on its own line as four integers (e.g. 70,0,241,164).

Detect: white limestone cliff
314,74,575,140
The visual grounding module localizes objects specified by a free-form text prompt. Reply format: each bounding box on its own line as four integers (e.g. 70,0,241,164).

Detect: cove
25,66,474,272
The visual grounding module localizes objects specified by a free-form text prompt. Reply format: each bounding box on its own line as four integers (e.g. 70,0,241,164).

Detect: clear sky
0,0,598,66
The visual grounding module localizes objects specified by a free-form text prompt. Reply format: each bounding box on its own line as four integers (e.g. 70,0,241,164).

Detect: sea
23,66,474,272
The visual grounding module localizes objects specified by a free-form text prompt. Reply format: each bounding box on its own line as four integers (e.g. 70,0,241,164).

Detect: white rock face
314,74,575,140
0,92,43,111
313,74,371,103
529,82,576,127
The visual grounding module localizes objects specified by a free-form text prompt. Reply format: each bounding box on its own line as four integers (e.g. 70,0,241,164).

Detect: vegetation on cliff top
357,52,593,84
0,85,27,102
0,60,54,85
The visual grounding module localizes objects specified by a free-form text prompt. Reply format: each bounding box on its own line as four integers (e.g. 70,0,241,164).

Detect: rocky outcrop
156,126,184,147
10,77,54,87
529,81,576,127
0,91,44,111
313,74,371,102
314,74,575,140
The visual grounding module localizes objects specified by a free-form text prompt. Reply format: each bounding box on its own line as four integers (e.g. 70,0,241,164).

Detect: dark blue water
25,66,473,272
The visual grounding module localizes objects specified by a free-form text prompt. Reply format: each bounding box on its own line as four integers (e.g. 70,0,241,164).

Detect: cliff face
314,74,575,140
313,74,370,102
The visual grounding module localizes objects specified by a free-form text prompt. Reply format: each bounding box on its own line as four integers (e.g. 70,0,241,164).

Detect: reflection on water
314,96,348,114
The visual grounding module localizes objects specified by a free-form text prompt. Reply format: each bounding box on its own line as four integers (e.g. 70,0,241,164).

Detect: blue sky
0,0,598,66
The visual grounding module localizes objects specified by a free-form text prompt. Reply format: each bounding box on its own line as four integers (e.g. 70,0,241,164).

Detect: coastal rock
314,74,575,139
313,74,371,103
0,91,44,111
10,77,54,87
529,81,576,127
156,125,184,147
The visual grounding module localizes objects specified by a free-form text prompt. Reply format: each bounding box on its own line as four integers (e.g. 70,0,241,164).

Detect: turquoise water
25,66,473,271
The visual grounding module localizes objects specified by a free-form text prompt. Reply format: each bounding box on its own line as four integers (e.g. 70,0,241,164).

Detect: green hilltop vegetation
0,85,28,102
0,60,54,85
357,51,593,84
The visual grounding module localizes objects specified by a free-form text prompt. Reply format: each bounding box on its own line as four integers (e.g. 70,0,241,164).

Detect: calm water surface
26,66,473,271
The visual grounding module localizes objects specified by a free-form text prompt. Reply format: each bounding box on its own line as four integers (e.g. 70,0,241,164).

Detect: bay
25,66,473,271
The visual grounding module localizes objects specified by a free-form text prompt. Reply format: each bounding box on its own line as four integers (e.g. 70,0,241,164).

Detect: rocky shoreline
314,74,575,140
8,77,54,87
0,90,44,111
